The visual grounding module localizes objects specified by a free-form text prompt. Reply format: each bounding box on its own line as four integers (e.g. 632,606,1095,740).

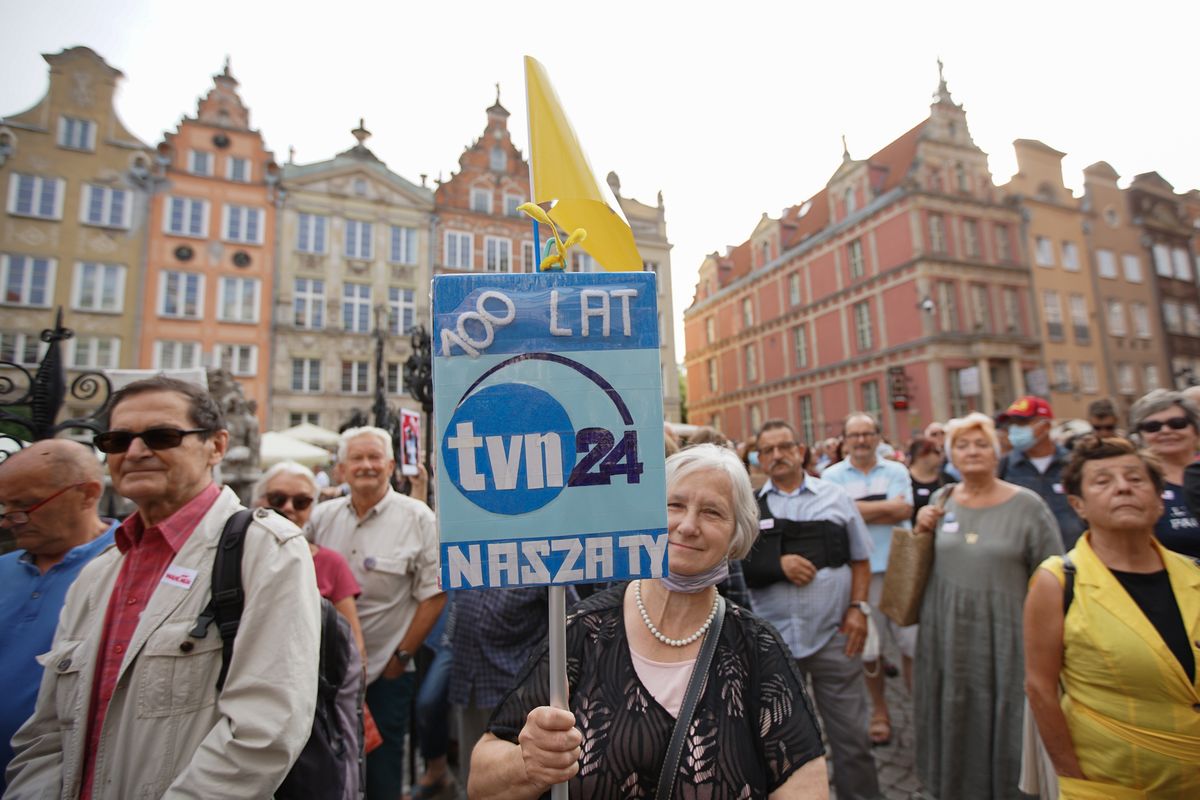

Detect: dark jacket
998,445,1085,550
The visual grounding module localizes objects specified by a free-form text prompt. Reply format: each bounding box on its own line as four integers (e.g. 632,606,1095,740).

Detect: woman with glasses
907,436,954,525
1128,390,1200,558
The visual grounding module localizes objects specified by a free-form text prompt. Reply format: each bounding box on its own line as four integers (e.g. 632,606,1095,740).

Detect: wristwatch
394,648,412,665
848,600,870,615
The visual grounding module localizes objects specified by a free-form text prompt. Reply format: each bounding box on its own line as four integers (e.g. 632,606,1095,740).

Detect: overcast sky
4,1,1197,361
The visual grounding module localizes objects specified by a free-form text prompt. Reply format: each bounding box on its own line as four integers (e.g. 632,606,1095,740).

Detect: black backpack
190,509,365,800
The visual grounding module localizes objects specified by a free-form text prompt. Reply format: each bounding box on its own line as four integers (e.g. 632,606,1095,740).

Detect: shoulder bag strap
1061,553,1076,616
655,594,726,800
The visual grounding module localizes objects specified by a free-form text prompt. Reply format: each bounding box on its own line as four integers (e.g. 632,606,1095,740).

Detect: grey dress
914,485,1062,800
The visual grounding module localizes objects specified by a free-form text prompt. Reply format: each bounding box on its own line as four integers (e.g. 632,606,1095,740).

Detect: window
1186,305,1200,337
344,220,373,259
710,412,721,432
444,231,472,269
1080,363,1099,394
470,188,492,214
862,380,881,420
1172,248,1192,281
58,117,95,151
291,358,321,392
504,194,522,217
341,360,369,394
2,254,55,306
570,251,598,272
8,174,64,220
289,412,319,427
218,276,260,323
948,368,968,417
799,396,814,445
744,345,757,382
522,241,535,272
1131,303,1151,338
226,157,251,183
0,332,46,365
937,281,959,332
970,284,992,332
1172,358,1193,389
388,225,417,265
1035,236,1055,267
707,357,717,393
165,196,208,237
1052,361,1072,392
388,287,415,334
1069,294,1090,343
70,336,119,369
342,282,371,332
788,273,801,306
297,213,328,254
154,340,201,370
485,237,512,272
1043,290,1064,341
955,163,968,193
760,241,771,266
1163,301,1183,333
848,239,865,279
793,325,808,370
1106,299,1126,336
1153,244,1172,277
928,213,946,254
844,187,856,215
214,344,257,376
490,147,507,172
223,204,263,244
188,150,212,176
1117,363,1137,395
1122,253,1143,283
72,262,124,312
159,271,203,318
1096,249,1117,279
353,178,368,197
963,219,980,258
995,224,1012,262
81,184,131,229
1061,241,1080,271
294,278,325,329
705,317,716,344
1144,365,1161,392
1002,287,1021,333
749,405,763,435
386,362,401,394
742,298,754,328
853,301,873,350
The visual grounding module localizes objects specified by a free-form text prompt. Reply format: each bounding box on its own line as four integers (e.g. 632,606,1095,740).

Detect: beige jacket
4,487,320,800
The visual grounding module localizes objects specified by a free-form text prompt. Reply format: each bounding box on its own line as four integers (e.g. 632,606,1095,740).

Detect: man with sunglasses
996,395,1086,550
0,440,116,791
6,376,321,800
1086,397,1122,439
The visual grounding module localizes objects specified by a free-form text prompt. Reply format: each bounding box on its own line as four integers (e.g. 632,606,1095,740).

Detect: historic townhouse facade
141,62,278,425
684,69,1042,443
270,123,434,431
0,47,151,415
433,93,682,420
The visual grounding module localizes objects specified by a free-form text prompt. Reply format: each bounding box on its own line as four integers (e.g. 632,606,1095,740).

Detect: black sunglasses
266,492,314,511
1137,417,1191,434
94,427,211,454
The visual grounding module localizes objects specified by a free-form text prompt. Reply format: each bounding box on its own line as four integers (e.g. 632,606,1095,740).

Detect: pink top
312,545,361,604
629,647,696,718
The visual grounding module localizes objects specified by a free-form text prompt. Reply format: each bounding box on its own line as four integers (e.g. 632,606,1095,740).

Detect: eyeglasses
1137,417,1191,434
1092,424,1117,434
265,492,314,512
758,442,799,456
94,427,211,454
0,482,86,526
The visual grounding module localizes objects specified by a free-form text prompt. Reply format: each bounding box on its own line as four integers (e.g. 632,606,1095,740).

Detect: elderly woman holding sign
469,444,828,799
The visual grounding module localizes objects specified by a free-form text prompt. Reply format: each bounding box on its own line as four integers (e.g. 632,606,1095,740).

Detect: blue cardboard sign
433,272,667,590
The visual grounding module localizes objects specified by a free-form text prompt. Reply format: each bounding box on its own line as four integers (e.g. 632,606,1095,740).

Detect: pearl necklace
634,580,720,647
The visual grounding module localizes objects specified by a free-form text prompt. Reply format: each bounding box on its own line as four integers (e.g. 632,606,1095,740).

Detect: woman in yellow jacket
1024,436,1200,799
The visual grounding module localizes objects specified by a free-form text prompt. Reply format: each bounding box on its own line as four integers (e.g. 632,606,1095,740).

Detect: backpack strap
1061,553,1076,616
189,508,254,692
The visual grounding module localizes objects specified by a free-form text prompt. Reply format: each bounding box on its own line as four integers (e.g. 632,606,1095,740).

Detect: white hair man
306,426,445,800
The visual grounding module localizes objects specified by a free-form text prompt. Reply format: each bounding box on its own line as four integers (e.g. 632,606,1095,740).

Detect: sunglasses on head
1137,417,1191,434
94,427,210,454
266,492,314,511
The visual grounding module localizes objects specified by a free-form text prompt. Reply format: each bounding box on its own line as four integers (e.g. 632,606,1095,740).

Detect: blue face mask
748,450,760,467
1008,423,1036,453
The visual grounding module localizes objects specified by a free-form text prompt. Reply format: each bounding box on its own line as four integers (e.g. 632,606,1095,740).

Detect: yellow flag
524,55,641,272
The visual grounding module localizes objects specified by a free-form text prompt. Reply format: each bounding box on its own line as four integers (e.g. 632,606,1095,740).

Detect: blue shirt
748,477,871,659
1155,482,1200,558
0,521,117,787
821,457,914,573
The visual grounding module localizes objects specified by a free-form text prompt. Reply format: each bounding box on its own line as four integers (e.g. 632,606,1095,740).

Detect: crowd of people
0,374,1197,799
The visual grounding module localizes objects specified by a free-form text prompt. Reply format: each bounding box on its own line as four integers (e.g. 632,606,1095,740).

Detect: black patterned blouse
488,584,825,799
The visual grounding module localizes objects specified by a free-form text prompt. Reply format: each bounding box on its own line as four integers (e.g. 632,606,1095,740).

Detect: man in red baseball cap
996,396,1085,548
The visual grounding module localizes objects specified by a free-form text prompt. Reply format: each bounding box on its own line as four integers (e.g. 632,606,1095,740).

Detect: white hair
337,426,394,461
667,443,759,559
253,461,319,502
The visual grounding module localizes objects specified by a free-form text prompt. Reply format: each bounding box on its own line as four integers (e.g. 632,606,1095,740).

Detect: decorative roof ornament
841,134,851,162
352,118,371,146
488,83,510,118
934,57,955,105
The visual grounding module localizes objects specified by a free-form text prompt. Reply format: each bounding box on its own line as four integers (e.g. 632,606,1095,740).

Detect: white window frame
0,332,48,365
1079,362,1099,394
214,343,258,376
188,150,212,176
2,254,57,307
1003,287,1021,333
80,184,132,229
1185,305,1200,337
1035,236,1055,267
293,278,325,329
7,174,65,220
793,324,808,369
848,239,865,279
388,287,415,335
1172,247,1192,282
165,196,209,238
470,187,492,214
1163,301,1182,333
1062,241,1080,271
522,241,536,272
341,360,369,394
707,357,718,393
1107,299,1127,336
570,251,598,273
853,301,873,350
444,231,472,269
69,335,120,370
217,276,261,323
153,340,202,370
71,261,125,313
1052,360,1072,391
57,116,96,151
490,147,507,172
1144,364,1160,392
504,193,522,216
862,380,881,420
297,213,328,254
971,284,992,332
1122,253,1143,283
1117,363,1137,395
1042,290,1064,340
226,156,251,183
1096,249,1117,279
744,345,757,382
995,224,1012,262
485,236,512,273
291,358,322,392
963,218,980,258
222,204,264,245
1131,303,1152,339
705,316,716,344
342,282,371,333
742,297,754,328
158,270,204,319
1153,244,1172,278
389,225,418,265
344,220,373,260
788,273,801,306
928,213,946,253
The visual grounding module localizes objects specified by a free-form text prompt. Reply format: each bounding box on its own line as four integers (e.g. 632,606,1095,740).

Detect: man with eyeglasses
742,420,880,800
997,395,1085,550
6,376,321,799
0,440,116,791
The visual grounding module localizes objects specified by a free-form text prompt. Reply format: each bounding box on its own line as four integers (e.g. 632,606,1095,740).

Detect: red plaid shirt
80,483,221,800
